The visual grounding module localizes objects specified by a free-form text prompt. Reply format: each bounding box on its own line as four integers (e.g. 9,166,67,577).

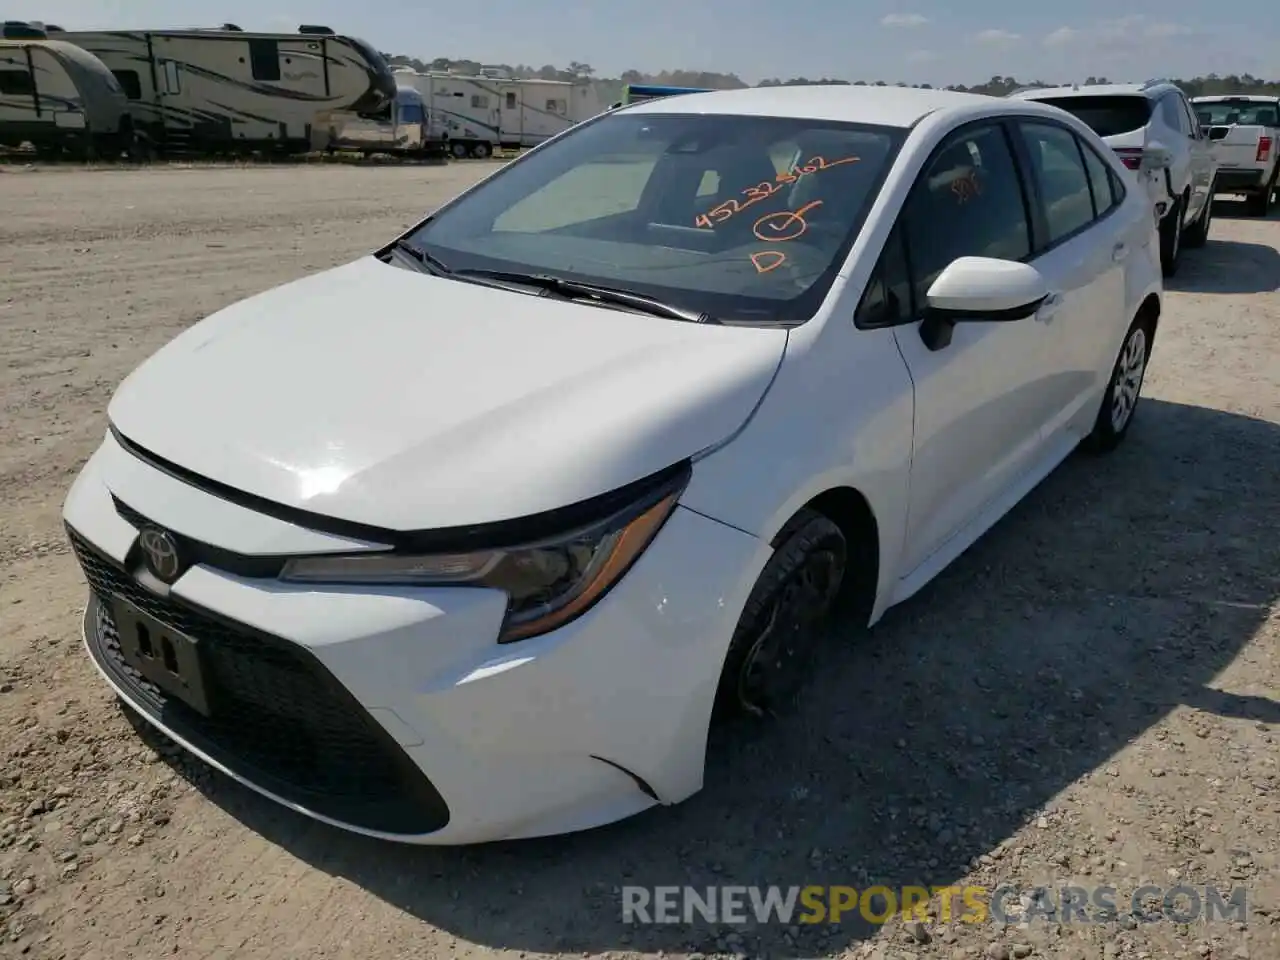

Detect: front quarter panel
680,318,915,625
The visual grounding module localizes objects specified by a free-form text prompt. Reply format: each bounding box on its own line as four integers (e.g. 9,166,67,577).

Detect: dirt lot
0,163,1278,960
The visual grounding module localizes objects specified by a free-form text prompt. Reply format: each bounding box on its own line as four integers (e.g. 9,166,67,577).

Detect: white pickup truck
1192,95,1280,216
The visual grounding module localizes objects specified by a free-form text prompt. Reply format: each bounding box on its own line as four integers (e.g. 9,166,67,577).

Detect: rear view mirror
919,256,1049,351
1140,141,1173,170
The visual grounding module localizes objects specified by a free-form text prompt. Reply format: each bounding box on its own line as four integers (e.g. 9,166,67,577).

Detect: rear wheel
713,509,848,722
1083,313,1154,454
470,142,491,159
1183,182,1213,248
449,141,469,159
1158,195,1184,276
1253,167,1279,215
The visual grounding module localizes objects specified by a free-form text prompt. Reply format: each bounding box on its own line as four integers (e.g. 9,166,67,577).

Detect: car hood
107,257,787,532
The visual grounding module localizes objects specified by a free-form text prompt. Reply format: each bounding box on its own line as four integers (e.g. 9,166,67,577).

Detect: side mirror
1140,141,1173,170
919,256,1049,351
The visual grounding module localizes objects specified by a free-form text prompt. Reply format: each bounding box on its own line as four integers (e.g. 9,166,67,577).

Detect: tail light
1113,147,1143,170
1258,136,1272,162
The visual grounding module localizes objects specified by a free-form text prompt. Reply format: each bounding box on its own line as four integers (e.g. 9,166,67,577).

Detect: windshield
402,111,904,325
1194,101,1280,127
1038,95,1152,138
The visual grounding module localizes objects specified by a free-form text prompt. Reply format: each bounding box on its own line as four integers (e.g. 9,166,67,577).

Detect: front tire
1083,314,1154,454
713,509,847,722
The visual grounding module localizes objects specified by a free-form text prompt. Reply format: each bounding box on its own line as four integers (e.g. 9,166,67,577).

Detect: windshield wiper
387,239,453,276
453,269,719,324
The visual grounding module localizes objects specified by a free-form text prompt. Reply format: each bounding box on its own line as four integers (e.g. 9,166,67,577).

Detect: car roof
1011,82,1168,101
1192,94,1280,103
619,84,1041,128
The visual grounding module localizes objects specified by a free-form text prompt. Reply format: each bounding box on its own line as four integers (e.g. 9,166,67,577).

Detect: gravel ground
0,164,1277,960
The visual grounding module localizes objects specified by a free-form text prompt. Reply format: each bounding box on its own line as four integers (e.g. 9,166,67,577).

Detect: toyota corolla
63,85,1162,844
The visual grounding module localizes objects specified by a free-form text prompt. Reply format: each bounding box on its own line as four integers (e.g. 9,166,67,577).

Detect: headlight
278,473,686,643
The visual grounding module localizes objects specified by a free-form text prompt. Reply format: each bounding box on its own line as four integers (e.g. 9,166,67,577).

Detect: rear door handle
1036,291,1064,323
1112,242,1128,262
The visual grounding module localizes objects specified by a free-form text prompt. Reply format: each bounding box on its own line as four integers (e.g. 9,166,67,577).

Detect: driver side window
901,124,1032,311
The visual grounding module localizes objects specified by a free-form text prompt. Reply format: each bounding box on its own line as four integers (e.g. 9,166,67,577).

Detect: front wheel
713,509,848,722
1083,315,1154,454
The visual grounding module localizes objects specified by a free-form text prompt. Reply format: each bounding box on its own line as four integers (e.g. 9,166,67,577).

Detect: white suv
1009,80,1217,276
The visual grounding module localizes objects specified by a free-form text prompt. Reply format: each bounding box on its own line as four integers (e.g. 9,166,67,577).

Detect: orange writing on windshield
694,155,859,228
748,200,823,274
749,250,787,274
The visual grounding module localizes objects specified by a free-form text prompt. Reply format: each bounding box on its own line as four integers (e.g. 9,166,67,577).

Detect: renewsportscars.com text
621,884,1250,926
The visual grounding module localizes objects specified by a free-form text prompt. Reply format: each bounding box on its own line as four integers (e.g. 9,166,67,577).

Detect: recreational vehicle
316,84,444,158
0,28,134,157
399,69,603,158
44,24,396,155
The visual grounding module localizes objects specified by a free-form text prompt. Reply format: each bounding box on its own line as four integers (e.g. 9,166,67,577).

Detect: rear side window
1018,122,1095,245
1039,95,1152,138
1079,139,1121,217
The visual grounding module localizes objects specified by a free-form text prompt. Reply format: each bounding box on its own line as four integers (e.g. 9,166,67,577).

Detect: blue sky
12,1,1278,86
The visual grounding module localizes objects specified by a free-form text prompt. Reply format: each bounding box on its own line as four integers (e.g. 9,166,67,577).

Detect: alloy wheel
1110,326,1148,432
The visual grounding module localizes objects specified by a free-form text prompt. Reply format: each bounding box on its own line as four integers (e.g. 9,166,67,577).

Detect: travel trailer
43,23,396,155
0,28,134,157
316,84,444,158
398,69,603,158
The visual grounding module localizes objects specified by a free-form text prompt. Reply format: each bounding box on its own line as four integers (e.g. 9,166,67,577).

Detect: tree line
383,56,1280,100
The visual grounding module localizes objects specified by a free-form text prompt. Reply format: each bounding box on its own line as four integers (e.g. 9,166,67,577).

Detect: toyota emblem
138,527,182,582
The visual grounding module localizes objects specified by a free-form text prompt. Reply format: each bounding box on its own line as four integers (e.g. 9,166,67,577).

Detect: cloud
1095,15,1195,43
1144,21,1193,38
973,28,1021,44
906,49,937,63
880,13,929,28
1043,27,1078,47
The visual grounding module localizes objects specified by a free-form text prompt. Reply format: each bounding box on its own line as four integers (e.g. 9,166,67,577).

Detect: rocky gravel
0,164,1277,960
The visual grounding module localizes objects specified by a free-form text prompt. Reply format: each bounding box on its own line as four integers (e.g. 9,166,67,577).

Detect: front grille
69,526,450,836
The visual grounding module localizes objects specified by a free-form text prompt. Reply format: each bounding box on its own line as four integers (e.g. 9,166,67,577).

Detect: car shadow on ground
1207,195,1280,222
1165,198,1280,294
136,397,1280,958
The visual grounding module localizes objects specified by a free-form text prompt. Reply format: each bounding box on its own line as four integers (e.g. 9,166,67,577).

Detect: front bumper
64,434,767,844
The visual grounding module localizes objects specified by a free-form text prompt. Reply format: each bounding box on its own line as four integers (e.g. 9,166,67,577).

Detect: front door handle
1112,242,1128,262
1035,291,1064,323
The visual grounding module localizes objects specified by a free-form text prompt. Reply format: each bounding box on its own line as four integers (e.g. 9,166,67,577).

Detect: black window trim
855,116,1038,331
1075,130,1102,220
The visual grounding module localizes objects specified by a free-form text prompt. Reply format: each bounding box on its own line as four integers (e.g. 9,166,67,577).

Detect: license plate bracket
110,596,212,716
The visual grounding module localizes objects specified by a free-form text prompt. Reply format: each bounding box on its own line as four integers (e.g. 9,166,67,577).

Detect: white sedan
63,85,1162,844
